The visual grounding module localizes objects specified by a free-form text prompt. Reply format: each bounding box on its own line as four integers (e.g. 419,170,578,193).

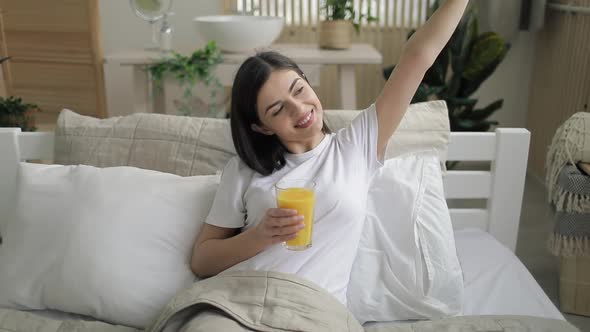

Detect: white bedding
456,228,563,320
5,229,563,326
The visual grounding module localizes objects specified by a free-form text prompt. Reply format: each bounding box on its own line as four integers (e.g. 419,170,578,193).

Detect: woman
191,0,469,305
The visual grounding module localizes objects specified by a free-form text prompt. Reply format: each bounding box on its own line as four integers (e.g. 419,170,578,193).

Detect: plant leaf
145,41,223,115
461,99,503,121
412,84,444,103
451,118,499,132
446,97,478,107
459,42,510,97
423,48,449,86
463,32,507,81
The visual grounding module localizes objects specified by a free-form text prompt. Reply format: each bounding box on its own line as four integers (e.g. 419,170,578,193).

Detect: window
236,0,436,28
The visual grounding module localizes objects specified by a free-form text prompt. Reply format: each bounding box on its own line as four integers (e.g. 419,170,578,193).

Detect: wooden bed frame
0,127,531,252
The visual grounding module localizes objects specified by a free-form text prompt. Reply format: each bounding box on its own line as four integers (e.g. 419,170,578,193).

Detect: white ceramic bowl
193,15,284,53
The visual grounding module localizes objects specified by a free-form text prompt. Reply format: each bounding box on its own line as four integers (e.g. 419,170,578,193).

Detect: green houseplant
0,96,39,131
383,1,510,132
319,0,377,49
147,41,224,117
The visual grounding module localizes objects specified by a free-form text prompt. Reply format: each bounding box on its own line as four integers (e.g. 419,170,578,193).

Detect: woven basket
318,20,352,50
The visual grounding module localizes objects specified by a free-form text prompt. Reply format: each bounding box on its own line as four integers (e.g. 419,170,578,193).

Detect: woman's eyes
272,106,283,116
271,86,305,116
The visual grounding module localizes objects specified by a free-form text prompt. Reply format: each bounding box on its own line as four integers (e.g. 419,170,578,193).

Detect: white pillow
0,162,219,328
347,151,464,323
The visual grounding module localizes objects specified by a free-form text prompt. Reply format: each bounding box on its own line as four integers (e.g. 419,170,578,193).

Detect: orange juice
277,187,315,250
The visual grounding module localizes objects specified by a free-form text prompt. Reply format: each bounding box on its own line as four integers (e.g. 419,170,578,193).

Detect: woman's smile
295,109,315,128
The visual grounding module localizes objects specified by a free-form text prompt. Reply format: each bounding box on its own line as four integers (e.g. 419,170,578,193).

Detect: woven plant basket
319,20,352,50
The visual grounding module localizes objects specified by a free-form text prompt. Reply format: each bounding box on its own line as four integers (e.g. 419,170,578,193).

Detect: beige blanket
0,309,138,332
0,271,580,332
147,270,363,332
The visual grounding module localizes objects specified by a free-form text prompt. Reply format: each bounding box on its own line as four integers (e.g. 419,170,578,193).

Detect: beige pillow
54,101,449,176
325,101,449,166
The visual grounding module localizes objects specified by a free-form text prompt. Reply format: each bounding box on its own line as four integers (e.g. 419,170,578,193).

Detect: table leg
132,65,152,113
338,64,357,110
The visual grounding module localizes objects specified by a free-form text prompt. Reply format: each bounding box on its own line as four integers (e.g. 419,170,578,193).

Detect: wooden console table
104,43,382,113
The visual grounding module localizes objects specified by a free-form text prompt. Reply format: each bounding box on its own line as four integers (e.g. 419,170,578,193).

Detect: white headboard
445,128,531,252
0,127,530,252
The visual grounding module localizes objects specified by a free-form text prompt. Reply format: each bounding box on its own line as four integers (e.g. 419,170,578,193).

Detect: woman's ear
251,123,274,136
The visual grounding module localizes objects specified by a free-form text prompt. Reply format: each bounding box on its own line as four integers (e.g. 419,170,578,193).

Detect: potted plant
319,0,377,50
147,41,225,117
383,1,510,132
0,96,39,131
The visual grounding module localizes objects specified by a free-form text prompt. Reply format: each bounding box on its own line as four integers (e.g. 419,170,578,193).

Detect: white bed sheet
4,228,564,326
456,228,563,320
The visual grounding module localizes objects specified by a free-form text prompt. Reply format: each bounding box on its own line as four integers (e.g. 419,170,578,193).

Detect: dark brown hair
230,51,330,175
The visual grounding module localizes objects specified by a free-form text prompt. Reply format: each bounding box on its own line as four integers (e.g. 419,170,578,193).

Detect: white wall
100,0,222,116
101,0,535,128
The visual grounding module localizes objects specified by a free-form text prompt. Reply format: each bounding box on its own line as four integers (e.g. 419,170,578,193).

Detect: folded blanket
146,270,363,332
546,112,590,213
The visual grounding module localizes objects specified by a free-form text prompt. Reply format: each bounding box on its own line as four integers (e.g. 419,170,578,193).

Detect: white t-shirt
206,104,382,304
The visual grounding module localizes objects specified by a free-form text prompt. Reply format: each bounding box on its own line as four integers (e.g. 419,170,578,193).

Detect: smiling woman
192,0,469,309
229,52,331,175
252,71,323,150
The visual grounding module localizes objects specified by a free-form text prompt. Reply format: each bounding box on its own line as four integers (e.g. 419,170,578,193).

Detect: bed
0,124,576,331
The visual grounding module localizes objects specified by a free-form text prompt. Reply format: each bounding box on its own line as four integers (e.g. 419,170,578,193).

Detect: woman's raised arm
375,0,469,159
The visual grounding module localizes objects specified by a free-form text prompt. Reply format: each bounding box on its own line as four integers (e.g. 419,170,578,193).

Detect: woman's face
253,69,324,151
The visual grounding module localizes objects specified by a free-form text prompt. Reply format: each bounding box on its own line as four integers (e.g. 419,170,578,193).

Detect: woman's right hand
253,208,305,247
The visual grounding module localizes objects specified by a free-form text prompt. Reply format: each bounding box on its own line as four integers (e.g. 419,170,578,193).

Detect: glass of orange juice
275,179,316,251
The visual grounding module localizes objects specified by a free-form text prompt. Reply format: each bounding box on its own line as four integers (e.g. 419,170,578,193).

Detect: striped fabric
549,164,590,256
558,164,590,196
554,211,590,237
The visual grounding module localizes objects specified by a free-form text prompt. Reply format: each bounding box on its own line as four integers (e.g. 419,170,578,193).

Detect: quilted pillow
54,101,449,175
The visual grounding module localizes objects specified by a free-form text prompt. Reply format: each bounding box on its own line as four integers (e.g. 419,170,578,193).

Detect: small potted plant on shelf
147,41,225,117
0,96,40,131
319,0,378,50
